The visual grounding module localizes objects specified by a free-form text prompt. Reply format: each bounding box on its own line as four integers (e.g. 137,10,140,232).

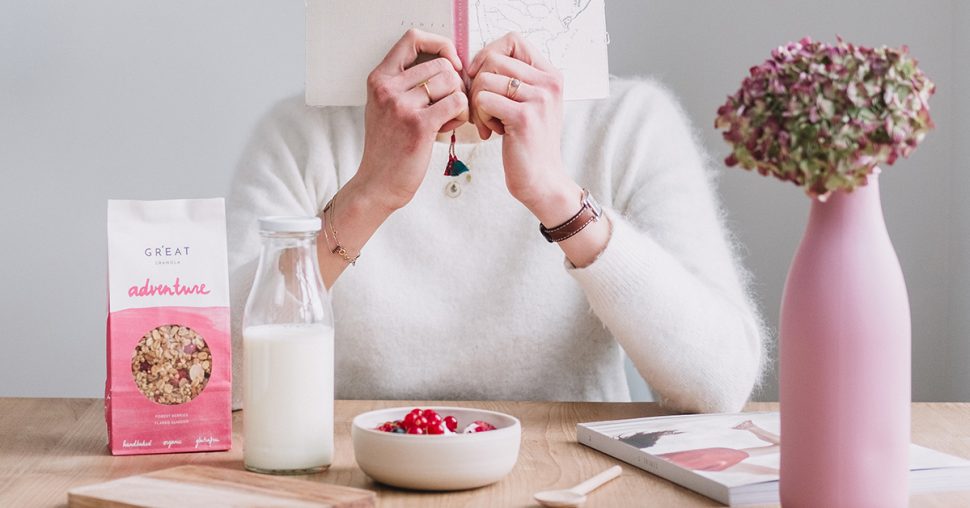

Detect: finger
427,90,469,132
398,70,464,109
468,32,554,76
473,114,494,140
472,95,504,137
472,99,492,139
398,56,465,91
466,50,545,83
469,83,494,139
486,117,505,136
473,72,536,103
470,72,532,136
440,117,465,133
377,28,462,75
471,96,505,138
396,68,464,111
473,94,506,138
476,90,520,130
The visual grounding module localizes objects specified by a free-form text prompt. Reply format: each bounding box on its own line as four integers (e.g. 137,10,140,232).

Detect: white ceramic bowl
351,406,521,491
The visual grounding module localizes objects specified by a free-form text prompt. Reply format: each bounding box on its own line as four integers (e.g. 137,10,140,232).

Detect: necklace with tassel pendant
443,131,470,177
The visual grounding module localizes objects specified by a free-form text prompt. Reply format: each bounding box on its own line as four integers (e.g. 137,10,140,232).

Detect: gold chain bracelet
322,191,360,266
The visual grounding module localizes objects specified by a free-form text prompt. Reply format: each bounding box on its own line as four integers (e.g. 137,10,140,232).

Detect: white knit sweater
227,77,765,413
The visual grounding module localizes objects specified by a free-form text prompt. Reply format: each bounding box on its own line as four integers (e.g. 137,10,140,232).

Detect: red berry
463,420,497,433
407,426,425,435
443,416,458,432
403,413,417,427
377,422,395,432
427,423,445,435
474,420,496,431
413,416,428,429
421,409,438,419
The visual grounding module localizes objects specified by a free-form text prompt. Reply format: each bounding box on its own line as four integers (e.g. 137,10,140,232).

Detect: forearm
526,179,611,268
568,214,763,413
317,170,395,289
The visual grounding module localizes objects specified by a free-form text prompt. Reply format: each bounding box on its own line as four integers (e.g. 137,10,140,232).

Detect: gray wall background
1,1,966,402
950,0,970,402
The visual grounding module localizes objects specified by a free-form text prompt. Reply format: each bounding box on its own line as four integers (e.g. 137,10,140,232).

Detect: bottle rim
258,216,321,233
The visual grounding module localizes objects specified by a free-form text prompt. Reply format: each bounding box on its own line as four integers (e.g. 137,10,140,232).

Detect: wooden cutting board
67,465,376,507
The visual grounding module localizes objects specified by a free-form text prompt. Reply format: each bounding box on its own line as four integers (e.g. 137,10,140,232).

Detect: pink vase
779,173,911,507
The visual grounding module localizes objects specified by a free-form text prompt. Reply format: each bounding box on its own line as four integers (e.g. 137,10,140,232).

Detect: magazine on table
577,411,970,506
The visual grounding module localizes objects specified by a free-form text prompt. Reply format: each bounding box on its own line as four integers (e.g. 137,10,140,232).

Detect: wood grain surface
66,465,376,508
1,399,968,507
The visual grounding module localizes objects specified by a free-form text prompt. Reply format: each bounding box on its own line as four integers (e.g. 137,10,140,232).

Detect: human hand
355,29,469,212
466,32,581,221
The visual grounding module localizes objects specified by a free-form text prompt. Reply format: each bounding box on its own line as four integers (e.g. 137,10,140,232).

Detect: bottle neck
245,230,329,327
257,231,321,287
802,173,893,252
259,230,318,246
809,173,884,228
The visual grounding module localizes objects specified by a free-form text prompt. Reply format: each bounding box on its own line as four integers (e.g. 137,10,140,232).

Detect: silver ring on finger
506,77,521,100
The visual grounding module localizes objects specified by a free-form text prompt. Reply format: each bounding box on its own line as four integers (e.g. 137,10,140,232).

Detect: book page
306,0,453,106
467,0,609,100
589,412,782,489
582,412,970,491
306,0,609,106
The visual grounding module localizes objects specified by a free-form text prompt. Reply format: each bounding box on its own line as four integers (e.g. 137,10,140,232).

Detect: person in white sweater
227,30,765,413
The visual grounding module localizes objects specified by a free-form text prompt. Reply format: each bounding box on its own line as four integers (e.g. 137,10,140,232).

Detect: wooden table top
1,399,968,507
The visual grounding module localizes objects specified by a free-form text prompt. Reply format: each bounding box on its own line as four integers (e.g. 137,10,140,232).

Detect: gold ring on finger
506,77,521,100
420,79,433,105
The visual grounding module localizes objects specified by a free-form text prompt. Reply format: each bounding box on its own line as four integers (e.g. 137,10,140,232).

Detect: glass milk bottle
243,216,334,474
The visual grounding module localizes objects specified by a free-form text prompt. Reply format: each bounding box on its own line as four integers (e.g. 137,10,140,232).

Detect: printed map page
467,0,609,100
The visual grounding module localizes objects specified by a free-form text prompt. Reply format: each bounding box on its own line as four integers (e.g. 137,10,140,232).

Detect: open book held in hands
578,412,970,506
306,0,610,106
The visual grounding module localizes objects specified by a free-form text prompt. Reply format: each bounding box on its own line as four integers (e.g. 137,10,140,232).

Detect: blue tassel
450,159,469,176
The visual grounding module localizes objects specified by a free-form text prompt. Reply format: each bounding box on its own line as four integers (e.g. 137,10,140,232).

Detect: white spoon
533,465,623,507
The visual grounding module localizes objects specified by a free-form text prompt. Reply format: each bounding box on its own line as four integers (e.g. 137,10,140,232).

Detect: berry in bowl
375,408,497,435
351,406,521,491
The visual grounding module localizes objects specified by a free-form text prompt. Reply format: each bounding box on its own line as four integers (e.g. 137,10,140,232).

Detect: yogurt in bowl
351,406,521,491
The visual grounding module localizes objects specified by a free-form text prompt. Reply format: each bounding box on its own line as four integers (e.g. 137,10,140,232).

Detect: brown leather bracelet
539,188,603,243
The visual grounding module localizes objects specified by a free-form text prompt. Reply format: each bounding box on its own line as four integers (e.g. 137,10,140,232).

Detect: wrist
344,171,402,217
525,179,584,228
340,175,398,222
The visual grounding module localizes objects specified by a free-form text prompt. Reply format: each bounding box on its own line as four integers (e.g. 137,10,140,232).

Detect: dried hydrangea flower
715,37,935,200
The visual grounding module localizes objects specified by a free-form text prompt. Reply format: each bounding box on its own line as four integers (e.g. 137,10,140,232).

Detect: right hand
354,29,469,212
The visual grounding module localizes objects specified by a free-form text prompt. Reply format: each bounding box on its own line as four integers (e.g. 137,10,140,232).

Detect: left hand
466,32,581,223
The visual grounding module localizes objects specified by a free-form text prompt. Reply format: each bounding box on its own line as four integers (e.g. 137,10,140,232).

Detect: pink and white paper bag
105,199,232,455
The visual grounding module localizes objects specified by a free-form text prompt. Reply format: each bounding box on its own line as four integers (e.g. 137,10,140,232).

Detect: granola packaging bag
106,199,231,455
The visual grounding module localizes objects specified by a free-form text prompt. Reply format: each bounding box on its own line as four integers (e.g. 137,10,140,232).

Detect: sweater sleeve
225,97,341,410
567,80,766,413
